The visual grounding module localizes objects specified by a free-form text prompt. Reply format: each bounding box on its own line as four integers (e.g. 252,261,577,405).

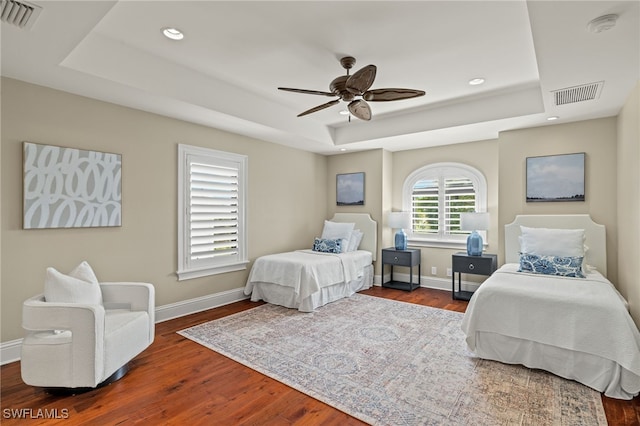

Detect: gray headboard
504,214,607,276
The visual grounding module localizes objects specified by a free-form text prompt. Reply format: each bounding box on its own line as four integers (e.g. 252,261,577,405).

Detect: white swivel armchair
21,282,155,390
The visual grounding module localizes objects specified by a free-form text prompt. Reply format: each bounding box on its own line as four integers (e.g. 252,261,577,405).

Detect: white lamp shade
388,212,410,229
460,212,489,231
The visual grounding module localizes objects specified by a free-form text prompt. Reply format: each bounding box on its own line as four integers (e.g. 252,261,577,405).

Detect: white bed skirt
247,264,373,312
473,331,638,400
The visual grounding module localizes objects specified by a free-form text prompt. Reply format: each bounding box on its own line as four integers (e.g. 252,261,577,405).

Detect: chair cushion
44,261,103,305
103,310,151,379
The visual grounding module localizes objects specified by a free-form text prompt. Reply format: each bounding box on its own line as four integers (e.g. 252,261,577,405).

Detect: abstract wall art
336,172,365,206
23,142,122,229
526,152,585,202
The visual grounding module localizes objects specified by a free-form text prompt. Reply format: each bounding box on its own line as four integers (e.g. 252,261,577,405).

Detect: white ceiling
2,1,638,155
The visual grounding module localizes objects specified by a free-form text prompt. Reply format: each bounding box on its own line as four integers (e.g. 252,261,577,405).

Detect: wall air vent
0,0,42,30
552,81,604,106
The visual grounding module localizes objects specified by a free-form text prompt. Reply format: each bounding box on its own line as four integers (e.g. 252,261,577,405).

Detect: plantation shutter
188,156,240,265
403,163,486,245
410,176,476,238
178,144,248,281
444,177,476,235
411,179,439,234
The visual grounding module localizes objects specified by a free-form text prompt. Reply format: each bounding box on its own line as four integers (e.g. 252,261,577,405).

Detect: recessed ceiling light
469,78,485,86
547,116,559,121
340,148,347,151
339,110,350,115
162,27,184,40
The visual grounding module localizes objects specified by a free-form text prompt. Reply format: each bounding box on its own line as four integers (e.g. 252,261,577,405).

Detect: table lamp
460,212,489,256
388,212,411,251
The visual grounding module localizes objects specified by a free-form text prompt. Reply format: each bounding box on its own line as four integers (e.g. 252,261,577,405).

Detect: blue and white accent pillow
518,253,586,278
312,238,342,254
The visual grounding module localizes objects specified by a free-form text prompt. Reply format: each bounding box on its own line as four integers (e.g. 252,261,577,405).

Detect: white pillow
347,229,364,252
69,260,99,284
44,261,103,305
519,226,586,258
321,221,355,253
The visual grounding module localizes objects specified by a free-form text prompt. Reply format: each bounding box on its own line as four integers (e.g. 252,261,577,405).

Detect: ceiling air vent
552,81,604,106
0,0,42,30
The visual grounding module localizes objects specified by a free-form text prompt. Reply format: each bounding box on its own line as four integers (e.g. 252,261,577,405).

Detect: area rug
178,294,607,425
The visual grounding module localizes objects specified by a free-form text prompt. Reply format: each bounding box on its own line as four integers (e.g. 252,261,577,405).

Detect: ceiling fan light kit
278,56,425,121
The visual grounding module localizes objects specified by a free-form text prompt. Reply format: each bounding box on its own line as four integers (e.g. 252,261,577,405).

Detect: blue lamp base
395,229,407,251
466,231,483,256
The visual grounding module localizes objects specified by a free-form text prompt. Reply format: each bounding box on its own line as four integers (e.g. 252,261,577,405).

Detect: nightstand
382,248,421,291
451,252,497,300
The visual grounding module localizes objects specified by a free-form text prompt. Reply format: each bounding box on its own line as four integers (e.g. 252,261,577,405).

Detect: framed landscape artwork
526,152,585,202
23,142,122,229
336,172,365,206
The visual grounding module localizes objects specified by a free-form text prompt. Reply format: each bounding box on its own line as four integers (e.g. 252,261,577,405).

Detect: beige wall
343,118,620,295
391,140,500,283
498,118,618,283
617,81,640,326
2,76,637,344
1,78,326,342
326,149,384,274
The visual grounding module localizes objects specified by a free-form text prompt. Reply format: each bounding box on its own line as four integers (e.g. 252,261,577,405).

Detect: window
177,144,248,280
402,163,487,246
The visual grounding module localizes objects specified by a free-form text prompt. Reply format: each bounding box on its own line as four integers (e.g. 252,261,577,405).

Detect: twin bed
462,214,640,400
244,213,376,312
243,212,640,399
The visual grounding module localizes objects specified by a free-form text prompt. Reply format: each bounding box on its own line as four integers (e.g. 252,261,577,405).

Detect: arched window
402,162,487,246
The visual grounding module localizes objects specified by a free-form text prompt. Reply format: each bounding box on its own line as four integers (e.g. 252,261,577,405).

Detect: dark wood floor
2,287,639,425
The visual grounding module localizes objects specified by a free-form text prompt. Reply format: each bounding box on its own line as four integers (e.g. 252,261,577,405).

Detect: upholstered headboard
504,214,607,276
331,213,378,261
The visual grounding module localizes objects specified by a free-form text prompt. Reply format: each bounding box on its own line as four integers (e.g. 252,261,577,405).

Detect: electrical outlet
446,268,452,277
431,266,437,275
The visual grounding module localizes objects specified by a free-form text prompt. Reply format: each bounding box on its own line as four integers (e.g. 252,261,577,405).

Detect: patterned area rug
178,294,607,425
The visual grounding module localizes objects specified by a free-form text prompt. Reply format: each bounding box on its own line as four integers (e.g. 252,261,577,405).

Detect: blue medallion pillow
518,253,586,278
312,238,342,253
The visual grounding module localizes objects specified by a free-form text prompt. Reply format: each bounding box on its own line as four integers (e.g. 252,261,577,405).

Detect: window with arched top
402,162,487,246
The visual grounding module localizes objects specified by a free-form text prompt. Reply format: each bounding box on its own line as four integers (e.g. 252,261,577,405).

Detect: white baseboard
155,287,248,323
0,339,22,366
379,272,480,293
1,287,249,365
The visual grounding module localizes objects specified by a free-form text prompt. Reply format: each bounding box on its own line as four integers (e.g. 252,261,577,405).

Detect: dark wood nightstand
382,248,421,291
451,252,497,300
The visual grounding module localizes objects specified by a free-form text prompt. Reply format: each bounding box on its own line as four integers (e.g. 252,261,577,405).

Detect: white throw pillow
44,261,103,305
321,221,355,253
520,226,586,258
347,229,364,252
69,260,99,285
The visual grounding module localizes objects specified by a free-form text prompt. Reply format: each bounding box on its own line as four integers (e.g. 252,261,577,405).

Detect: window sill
177,261,249,281
408,238,488,250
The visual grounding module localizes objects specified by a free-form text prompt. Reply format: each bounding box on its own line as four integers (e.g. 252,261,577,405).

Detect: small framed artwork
526,152,585,202
336,172,365,206
23,142,122,229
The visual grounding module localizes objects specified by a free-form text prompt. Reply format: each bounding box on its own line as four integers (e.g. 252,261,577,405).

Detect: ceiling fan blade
348,100,372,121
363,88,425,102
297,99,341,117
346,65,377,95
278,87,336,97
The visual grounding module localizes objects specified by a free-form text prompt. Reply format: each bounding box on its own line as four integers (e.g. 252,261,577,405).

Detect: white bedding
244,249,373,310
461,263,640,399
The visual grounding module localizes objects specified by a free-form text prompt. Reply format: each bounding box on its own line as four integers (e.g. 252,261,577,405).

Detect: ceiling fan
278,56,425,121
